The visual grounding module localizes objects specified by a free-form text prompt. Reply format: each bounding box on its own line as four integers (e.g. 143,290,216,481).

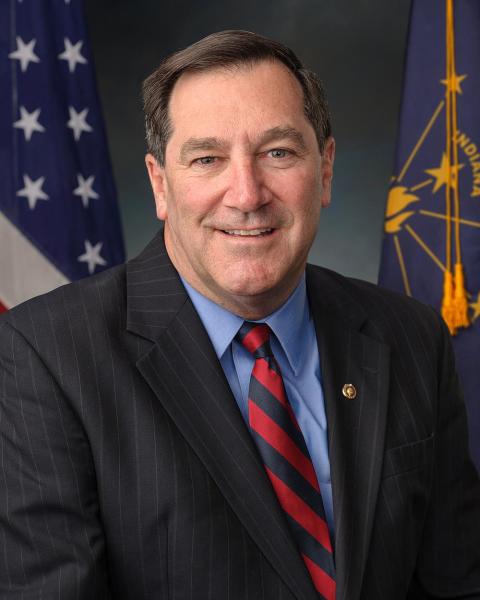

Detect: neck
179,271,301,320
210,288,297,320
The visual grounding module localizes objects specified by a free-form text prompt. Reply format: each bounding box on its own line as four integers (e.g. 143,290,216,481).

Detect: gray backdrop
84,0,411,283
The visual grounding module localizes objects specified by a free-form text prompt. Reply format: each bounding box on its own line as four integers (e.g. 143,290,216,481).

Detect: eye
193,156,216,165
268,148,291,159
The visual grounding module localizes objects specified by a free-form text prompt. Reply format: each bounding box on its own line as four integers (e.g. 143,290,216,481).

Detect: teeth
224,228,272,236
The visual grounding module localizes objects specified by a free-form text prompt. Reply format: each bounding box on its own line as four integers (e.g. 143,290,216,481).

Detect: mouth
220,228,275,237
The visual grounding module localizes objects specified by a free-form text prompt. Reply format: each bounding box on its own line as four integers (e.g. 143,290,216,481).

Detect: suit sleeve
0,319,111,599
412,315,480,599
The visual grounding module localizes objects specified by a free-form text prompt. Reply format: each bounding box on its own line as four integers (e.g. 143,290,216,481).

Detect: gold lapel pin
342,383,357,399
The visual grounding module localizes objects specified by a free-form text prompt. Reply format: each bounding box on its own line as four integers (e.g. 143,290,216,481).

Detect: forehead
166,60,310,142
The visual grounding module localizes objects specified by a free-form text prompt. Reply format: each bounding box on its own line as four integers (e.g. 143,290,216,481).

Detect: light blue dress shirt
181,275,334,535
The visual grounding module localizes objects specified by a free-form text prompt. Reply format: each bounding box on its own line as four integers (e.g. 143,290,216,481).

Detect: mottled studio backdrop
83,0,410,283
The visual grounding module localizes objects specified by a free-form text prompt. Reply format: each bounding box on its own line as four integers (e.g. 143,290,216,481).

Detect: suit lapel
307,266,391,600
127,232,319,600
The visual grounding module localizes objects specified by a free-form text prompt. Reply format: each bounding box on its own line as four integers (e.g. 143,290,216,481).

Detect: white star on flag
78,240,107,274
8,37,40,72
74,174,99,208
58,38,87,73
13,106,45,141
67,106,93,141
16,175,49,210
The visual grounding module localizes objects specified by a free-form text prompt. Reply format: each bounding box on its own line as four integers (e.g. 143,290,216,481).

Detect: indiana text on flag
379,0,480,468
0,0,125,313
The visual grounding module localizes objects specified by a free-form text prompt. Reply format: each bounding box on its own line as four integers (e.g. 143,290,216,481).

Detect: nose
223,158,269,212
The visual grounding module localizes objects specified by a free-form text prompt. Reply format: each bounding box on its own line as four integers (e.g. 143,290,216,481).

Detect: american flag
0,0,125,313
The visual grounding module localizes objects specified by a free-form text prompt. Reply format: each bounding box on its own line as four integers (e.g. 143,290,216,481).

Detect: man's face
146,59,335,318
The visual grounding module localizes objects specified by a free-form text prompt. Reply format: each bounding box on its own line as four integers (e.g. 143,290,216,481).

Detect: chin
218,271,284,299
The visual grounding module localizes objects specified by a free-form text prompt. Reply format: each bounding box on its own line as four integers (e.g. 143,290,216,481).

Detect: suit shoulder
0,263,127,345
306,263,446,342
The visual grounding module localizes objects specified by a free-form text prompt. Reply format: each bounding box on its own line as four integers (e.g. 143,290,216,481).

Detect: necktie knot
236,321,273,359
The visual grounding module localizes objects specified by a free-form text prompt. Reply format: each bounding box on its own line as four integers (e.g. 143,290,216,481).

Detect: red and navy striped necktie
237,321,336,600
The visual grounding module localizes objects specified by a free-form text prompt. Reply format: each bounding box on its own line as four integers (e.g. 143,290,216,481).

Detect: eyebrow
259,127,307,152
179,137,229,163
179,126,308,163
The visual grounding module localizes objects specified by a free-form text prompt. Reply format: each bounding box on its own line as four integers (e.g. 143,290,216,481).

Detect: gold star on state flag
440,72,467,94
424,153,464,193
469,292,480,322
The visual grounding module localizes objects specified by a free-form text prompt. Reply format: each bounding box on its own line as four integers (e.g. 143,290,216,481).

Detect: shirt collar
181,278,244,360
263,275,309,375
181,274,310,376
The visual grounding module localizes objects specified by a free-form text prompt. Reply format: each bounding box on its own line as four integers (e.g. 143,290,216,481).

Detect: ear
319,137,335,208
145,153,168,220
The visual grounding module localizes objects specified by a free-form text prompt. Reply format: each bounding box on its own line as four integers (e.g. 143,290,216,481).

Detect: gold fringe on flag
454,262,470,328
441,269,456,334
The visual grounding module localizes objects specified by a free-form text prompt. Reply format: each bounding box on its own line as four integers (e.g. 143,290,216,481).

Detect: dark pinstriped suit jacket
1,231,480,600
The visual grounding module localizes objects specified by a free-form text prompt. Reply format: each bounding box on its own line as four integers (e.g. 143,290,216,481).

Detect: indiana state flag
379,0,480,468
0,0,125,313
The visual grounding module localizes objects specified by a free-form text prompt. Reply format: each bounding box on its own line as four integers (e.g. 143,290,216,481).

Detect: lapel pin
342,383,357,399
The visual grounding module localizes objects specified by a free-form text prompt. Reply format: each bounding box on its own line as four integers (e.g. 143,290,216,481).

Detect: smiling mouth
221,228,274,237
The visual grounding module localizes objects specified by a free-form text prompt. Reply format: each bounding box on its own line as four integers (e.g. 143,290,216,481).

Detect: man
1,30,479,600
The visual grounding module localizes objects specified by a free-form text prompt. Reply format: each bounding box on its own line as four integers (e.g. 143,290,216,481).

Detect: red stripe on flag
242,325,269,354
0,300,7,313
302,554,336,600
266,468,332,553
249,401,319,492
